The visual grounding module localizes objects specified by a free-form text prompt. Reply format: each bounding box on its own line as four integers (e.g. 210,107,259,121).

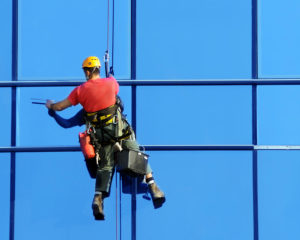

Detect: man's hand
46,100,55,109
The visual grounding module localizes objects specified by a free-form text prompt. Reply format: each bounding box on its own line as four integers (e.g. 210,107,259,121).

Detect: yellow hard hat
82,56,101,68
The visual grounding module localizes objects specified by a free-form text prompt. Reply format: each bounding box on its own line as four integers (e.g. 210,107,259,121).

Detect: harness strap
95,115,115,128
94,123,132,146
85,105,118,122
86,104,133,147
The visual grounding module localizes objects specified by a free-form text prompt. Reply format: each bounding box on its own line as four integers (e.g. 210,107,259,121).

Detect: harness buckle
113,114,118,125
96,152,100,166
86,122,96,134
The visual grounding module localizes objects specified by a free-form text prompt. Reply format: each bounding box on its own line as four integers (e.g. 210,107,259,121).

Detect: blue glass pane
119,86,132,124
113,0,131,79
17,86,131,146
137,151,253,240
137,0,252,79
0,0,12,81
0,154,10,240
120,181,131,240
18,0,130,80
258,86,300,145
0,88,11,146
258,151,300,240
258,0,300,78
15,152,119,240
137,86,252,145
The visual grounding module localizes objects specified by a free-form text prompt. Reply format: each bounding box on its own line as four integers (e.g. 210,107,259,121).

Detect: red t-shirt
68,76,119,112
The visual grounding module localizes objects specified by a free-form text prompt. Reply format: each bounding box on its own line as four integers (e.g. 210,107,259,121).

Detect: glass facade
18,0,130,80
2,0,300,240
14,152,118,240
0,88,12,146
0,0,12,81
0,154,10,240
258,86,300,145
258,0,300,78
137,151,253,240
258,151,300,240
137,86,252,145
137,0,252,79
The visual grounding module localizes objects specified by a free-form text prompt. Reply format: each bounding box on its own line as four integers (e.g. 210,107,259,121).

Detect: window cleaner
44,56,165,220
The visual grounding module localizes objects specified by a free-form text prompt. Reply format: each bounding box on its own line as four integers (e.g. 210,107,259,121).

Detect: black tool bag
116,150,148,176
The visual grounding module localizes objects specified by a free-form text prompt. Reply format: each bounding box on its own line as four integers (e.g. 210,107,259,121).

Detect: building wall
1,0,300,239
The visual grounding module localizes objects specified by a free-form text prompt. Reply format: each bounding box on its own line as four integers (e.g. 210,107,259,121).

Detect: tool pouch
79,131,95,159
79,132,97,178
116,150,148,176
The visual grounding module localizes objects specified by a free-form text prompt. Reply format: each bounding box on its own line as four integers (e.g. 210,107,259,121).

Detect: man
46,56,165,220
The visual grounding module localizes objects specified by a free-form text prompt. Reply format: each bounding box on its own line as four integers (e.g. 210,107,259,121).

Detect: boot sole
92,204,105,220
153,196,166,209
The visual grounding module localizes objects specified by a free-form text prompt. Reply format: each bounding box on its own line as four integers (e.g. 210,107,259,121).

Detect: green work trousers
94,116,152,197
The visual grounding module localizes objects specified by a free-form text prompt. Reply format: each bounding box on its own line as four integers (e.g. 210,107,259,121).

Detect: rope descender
104,50,110,78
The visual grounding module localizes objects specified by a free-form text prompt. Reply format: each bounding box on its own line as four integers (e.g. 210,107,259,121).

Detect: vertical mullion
131,0,136,82
131,0,137,239
10,0,18,239
252,0,259,240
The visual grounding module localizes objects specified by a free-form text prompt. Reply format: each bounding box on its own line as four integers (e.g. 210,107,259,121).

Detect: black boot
148,183,166,209
92,194,105,220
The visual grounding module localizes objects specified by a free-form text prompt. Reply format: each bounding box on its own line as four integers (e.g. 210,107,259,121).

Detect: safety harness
84,99,133,164
85,104,119,128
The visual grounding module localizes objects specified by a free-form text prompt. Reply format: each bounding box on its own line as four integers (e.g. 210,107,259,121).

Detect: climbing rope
116,169,118,240
106,0,110,54
105,0,115,77
119,173,122,240
111,0,115,72
105,0,119,239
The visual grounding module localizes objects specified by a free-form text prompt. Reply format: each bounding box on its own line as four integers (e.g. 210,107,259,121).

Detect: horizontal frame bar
2,79,300,87
2,145,300,153
254,145,300,150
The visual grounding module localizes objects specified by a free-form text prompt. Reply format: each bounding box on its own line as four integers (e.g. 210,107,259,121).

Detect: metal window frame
5,0,300,239
3,81,300,240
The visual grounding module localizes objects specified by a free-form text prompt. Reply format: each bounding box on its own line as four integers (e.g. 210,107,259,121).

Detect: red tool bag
79,131,95,159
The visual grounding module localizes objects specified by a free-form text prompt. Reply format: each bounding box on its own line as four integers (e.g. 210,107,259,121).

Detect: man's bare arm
46,98,72,111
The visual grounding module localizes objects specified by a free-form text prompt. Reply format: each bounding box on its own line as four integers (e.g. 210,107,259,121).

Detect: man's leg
92,144,115,220
145,172,166,209
122,139,166,208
